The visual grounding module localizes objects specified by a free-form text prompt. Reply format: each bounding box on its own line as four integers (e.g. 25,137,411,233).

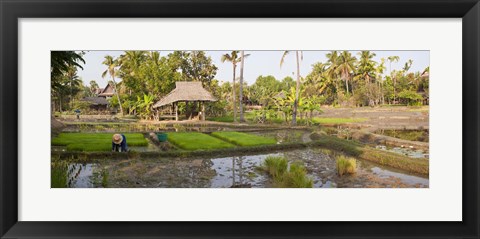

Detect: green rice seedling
262,156,288,179
262,157,313,188
167,132,234,150
52,133,148,152
211,131,277,147
285,163,313,188
336,155,357,176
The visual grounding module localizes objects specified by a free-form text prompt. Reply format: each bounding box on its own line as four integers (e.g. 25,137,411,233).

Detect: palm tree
102,55,124,115
387,56,400,104
376,58,387,104
239,51,246,122
325,51,340,94
337,51,356,95
89,80,99,96
221,51,242,122
280,51,302,126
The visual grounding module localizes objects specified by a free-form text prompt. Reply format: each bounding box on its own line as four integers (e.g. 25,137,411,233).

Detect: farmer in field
112,133,128,152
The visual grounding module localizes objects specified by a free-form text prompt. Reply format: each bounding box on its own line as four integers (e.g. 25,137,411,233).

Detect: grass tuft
336,155,357,176
262,156,313,188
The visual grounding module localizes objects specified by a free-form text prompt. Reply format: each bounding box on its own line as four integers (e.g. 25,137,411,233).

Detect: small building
98,83,115,98
80,97,109,111
152,81,217,121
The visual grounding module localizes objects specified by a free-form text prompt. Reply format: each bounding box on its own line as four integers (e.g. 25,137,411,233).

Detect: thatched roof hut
153,82,217,108
152,81,217,121
81,97,108,105
98,83,115,97
81,97,109,111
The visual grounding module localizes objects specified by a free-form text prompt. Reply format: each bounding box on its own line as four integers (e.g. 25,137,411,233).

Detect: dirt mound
51,117,65,136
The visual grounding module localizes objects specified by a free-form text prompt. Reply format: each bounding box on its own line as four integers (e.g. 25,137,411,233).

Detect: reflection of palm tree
232,157,236,186
238,156,244,185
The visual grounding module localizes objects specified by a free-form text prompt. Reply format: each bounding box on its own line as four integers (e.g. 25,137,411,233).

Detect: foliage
166,132,235,150
398,90,423,106
210,131,277,146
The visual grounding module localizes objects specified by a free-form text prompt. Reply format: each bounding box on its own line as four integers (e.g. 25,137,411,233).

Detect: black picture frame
1,0,479,238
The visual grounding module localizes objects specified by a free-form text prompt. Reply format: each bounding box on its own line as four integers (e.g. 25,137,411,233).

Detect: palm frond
280,51,290,68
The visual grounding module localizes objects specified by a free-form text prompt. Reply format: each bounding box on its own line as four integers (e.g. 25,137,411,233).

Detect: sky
77,50,429,88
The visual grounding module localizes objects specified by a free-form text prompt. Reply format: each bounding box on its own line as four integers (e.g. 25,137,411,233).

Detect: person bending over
112,133,128,152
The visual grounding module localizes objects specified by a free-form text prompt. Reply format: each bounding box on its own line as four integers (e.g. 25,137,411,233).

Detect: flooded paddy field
52,147,428,188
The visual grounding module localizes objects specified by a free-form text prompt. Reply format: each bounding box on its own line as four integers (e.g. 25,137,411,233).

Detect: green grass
167,132,235,150
210,131,277,147
311,117,368,124
336,155,357,176
261,156,313,188
52,133,148,152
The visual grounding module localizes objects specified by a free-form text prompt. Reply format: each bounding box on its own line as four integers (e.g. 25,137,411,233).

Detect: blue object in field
157,133,168,142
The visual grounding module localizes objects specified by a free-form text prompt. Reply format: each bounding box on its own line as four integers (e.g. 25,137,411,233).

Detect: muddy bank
351,130,429,150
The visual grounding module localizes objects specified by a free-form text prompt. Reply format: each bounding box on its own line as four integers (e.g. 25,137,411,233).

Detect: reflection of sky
77,50,429,87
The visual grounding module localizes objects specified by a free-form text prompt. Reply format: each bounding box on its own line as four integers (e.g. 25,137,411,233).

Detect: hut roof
98,83,115,97
81,97,109,105
153,81,217,108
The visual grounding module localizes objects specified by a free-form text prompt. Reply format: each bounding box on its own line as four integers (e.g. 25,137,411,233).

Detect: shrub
336,155,357,176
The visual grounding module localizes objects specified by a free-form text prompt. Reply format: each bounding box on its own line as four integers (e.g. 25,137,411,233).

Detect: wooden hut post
175,102,178,121
202,101,206,121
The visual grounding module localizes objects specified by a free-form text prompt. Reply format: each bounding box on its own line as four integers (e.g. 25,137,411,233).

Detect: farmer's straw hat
112,134,123,144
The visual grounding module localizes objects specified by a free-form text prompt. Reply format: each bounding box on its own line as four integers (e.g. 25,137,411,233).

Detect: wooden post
175,102,178,121
202,101,206,121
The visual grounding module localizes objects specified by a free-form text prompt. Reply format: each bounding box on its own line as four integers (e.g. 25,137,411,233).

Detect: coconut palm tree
325,51,341,94
221,51,242,122
376,58,387,104
89,80,99,95
280,51,302,126
337,51,356,95
239,51,246,122
102,55,124,115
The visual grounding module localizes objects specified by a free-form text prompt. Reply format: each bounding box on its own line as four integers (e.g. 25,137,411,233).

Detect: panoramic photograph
51,50,429,188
